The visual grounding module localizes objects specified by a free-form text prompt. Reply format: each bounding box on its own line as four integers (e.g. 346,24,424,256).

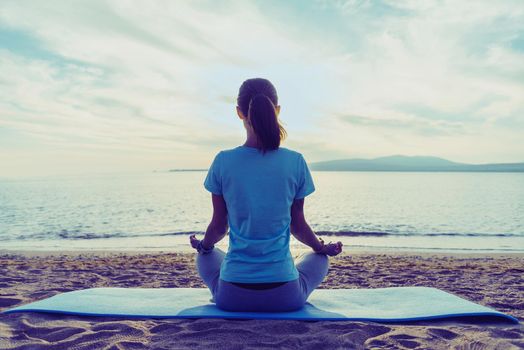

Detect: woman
189,78,343,312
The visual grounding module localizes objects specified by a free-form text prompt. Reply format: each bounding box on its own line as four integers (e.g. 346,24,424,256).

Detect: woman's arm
290,198,324,252
201,193,229,249
290,198,343,255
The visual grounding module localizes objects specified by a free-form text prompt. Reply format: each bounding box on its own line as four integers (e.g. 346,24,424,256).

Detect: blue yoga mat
4,286,518,323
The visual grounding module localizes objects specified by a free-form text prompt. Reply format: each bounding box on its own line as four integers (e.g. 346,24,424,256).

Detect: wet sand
0,251,523,349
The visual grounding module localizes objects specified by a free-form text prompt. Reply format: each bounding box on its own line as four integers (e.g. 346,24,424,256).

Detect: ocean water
0,171,523,253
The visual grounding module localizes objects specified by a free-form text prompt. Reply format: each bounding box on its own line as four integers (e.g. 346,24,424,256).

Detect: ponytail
248,94,283,154
237,78,287,155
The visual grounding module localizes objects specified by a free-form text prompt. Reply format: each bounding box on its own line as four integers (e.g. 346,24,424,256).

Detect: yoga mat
4,286,518,323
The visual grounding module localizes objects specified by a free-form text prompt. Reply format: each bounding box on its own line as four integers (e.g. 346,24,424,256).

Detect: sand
0,250,523,349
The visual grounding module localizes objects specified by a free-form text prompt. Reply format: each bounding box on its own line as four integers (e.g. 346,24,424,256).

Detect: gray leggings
196,247,329,312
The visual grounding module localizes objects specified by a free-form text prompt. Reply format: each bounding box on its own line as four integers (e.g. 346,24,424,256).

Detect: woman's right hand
318,241,343,256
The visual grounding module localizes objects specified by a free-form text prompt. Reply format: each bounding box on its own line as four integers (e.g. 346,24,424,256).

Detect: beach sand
0,251,523,349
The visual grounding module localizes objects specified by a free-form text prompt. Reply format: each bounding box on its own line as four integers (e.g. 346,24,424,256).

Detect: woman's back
204,145,315,283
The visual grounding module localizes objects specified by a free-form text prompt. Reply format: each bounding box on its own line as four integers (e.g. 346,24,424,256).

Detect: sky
1,0,523,177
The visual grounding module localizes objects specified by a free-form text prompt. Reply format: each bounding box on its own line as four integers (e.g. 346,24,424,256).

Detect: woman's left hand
189,234,200,251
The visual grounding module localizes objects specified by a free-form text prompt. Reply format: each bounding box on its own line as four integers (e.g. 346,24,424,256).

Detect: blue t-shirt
203,145,315,283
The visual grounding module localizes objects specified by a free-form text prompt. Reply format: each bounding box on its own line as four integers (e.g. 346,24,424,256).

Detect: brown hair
237,78,287,154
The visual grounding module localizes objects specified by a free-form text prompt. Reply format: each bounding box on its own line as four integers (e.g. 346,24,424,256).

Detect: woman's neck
243,135,259,148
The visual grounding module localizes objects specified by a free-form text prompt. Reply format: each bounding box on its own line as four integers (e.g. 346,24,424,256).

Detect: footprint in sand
28,291,55,299
488,329,523,340
149,323,185,334
23,325,86,343
71,327,145,345
396,339,421,349
390,334,421,349
428,327,459,340
186,320,230,332
390,334,418,340
89,322,146,339
366,339,390,348
0,297,22,308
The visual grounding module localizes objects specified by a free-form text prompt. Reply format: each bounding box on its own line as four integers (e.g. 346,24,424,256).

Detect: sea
1,171,523,253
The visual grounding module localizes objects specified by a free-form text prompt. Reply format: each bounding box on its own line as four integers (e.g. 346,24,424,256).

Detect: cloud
337,113,469,137
0,0,523,176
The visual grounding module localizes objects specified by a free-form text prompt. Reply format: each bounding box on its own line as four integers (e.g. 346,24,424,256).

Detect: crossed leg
294,251,330,301
196,247,226,300
196,248,329,303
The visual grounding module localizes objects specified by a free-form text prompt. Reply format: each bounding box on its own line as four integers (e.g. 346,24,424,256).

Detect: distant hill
308,155,524,172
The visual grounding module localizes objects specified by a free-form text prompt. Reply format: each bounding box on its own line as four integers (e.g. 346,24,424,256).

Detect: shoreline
2,232,522,255
1,248,524,258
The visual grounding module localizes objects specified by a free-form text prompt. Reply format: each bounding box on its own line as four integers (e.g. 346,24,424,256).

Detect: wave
314,230,524,238
0,230,205,241
341,244,524,252
1,229,523,241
